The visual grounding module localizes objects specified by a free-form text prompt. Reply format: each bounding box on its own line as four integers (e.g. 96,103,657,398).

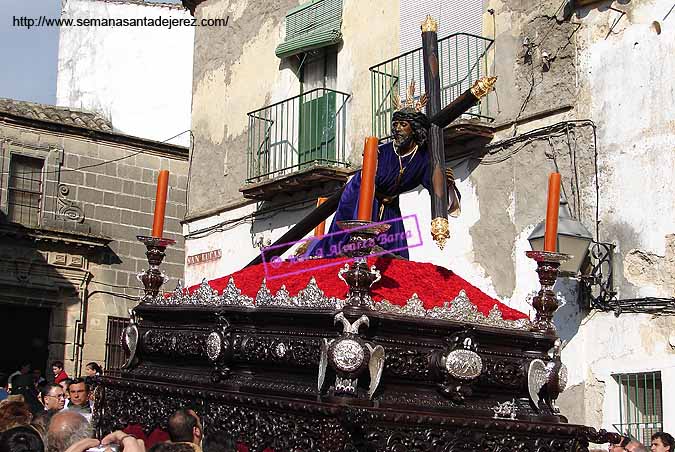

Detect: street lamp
527,197,593,276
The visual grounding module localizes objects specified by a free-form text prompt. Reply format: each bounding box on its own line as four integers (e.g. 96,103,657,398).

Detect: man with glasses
41,383,66,412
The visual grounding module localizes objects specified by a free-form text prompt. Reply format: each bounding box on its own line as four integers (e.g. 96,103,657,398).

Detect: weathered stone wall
0,121,188,376
187,0,399,218
183,0,675,436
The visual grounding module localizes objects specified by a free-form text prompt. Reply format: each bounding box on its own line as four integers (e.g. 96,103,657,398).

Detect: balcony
370,33,495,146
241,88,352,200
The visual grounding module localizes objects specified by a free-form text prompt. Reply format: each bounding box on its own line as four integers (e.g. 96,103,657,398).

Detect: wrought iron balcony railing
370,33,494,138
246,88,351,184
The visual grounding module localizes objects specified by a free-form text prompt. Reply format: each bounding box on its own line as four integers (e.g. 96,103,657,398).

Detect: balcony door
298,49,338,168
299,90,336,167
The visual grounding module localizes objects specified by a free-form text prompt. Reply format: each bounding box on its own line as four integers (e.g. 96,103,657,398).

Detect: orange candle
544,172,561,251
151,170,170,238
357,137,379,221
314,197,328,237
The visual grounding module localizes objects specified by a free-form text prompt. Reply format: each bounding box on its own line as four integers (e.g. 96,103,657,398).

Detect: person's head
19,364,31,375
149,443,196,452
40,384,65,412
202,431,237,452
32,370,42,380
627,441,650,452
50,363,63,378
0,400,33,432
167,409,202,445
46,411,91,452
58,379,72,399
391,108,429,151
66,379,89,407
83,363,102,378
651,432,675,452
0,425,44,452
31,410,56,439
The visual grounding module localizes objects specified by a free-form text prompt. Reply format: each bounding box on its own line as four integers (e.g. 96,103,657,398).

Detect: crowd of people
605,433,675,452
0,398,235,452
1,361,102,420
0,361,671,452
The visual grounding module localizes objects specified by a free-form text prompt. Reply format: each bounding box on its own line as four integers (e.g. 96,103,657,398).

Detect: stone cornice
0,223,112,249
0,111,188,160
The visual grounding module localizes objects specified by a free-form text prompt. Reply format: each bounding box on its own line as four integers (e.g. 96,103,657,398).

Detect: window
613,371,663,445
8,154,44,227
399,0,483,54
104,316,130,376
275,0,343,59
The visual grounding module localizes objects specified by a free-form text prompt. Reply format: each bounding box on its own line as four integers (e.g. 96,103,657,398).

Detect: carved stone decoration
57,184,84,223
318,312,385,399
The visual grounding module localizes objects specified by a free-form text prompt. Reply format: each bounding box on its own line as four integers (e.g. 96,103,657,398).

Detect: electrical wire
0,129,192,177
184,194,336,240
474,119,601,243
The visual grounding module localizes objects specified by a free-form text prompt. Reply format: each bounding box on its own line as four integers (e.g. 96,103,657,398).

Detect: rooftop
0,98,113,133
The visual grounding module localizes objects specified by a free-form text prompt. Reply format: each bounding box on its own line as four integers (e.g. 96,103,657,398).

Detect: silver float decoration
151,277,530,331
318,313,385,399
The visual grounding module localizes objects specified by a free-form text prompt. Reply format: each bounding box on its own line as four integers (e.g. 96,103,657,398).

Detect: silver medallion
206,331,222,362
445,349,483,380
332,339,365,372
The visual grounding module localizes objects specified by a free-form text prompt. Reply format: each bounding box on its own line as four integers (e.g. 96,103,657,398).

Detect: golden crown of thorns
392,80,428,113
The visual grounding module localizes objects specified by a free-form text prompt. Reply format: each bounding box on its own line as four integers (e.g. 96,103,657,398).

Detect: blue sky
0,0,183,105
0,0,61,104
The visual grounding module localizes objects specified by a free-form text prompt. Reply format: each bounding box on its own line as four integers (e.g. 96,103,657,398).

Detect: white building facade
56,0,194,146
181,0,674,443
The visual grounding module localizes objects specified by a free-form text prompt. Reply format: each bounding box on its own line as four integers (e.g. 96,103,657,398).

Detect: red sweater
54,370,69,384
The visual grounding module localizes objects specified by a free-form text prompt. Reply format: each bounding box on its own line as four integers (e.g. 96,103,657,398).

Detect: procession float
93,17,620,452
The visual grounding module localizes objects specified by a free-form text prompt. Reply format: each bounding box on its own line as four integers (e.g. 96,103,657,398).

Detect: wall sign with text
187,249,222,265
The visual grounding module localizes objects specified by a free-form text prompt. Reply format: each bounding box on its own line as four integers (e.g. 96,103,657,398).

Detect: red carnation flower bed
188,257,526,321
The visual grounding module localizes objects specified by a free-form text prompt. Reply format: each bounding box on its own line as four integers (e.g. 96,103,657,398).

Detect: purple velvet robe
308,141,435,259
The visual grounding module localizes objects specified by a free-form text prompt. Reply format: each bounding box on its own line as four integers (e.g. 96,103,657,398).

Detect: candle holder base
137,235,176,301
336,220,390,310
526,251,570,335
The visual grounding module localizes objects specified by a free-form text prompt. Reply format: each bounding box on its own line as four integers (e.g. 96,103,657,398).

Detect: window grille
613,371,663,445
104,316,130,376
8,154,44,227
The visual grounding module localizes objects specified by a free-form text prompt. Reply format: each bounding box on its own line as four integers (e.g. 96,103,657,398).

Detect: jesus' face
392,120,414,151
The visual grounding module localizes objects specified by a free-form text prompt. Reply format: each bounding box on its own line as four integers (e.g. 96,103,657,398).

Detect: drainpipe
71,270,92,377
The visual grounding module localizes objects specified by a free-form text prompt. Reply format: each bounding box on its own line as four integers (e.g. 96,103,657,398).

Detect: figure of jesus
307,90,460,260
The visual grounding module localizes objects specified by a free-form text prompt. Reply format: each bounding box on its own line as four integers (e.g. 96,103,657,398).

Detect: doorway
0,304,51,380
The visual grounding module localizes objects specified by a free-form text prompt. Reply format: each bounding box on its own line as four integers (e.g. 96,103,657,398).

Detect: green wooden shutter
299,91,336,167
275,0,343,59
